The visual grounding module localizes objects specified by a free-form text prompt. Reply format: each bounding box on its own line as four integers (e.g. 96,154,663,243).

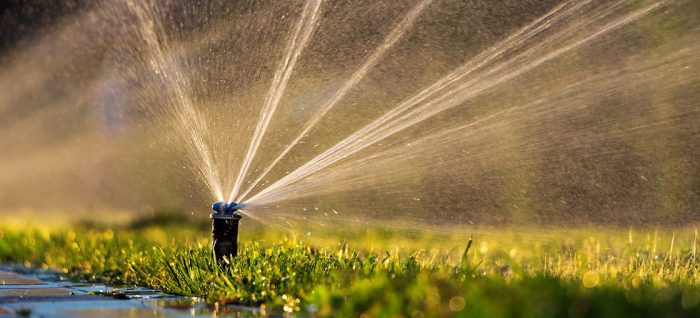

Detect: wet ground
0,265,259,317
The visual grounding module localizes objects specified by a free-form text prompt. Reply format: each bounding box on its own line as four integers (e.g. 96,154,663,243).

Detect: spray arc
210,201,242,261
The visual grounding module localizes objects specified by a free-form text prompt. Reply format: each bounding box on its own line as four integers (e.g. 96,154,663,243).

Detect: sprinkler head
211,202,242,261
212,201,240,214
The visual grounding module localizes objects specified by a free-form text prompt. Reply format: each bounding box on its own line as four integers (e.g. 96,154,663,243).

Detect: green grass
1,218,699,317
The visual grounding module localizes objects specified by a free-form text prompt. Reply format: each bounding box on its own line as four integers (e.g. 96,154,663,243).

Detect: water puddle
0,265,261,317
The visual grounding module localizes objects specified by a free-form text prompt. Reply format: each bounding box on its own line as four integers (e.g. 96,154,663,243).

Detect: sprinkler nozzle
212,201,240,214
211,202,242,261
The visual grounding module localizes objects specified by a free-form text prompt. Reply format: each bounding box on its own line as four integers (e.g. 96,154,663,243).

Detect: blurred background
0,0,698,231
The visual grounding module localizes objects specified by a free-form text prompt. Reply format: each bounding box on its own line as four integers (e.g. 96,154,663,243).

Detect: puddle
67,307,169,318
0,264,263,317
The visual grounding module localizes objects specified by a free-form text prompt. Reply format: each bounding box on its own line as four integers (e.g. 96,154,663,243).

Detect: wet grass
1,218,699,317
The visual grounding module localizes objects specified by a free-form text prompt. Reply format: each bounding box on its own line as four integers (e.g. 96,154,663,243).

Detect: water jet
211,201,242,260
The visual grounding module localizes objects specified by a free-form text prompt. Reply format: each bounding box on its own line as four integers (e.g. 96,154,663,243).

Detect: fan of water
0,0,698,233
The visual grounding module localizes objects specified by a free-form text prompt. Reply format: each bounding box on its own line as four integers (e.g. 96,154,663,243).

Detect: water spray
210,201,242,261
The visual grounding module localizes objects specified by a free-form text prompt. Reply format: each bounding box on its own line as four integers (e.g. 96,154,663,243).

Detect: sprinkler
210,201,242,261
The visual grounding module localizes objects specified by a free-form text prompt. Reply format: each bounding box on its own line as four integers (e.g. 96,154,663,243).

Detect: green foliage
0,225,699,317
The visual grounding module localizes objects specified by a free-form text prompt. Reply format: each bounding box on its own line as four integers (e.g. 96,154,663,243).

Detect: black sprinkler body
211,201,242,261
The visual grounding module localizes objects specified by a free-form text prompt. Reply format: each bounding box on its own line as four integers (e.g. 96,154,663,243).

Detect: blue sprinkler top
212,201,240,214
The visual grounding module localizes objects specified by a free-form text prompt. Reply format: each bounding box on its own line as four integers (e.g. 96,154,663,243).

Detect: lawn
1,213,699,317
